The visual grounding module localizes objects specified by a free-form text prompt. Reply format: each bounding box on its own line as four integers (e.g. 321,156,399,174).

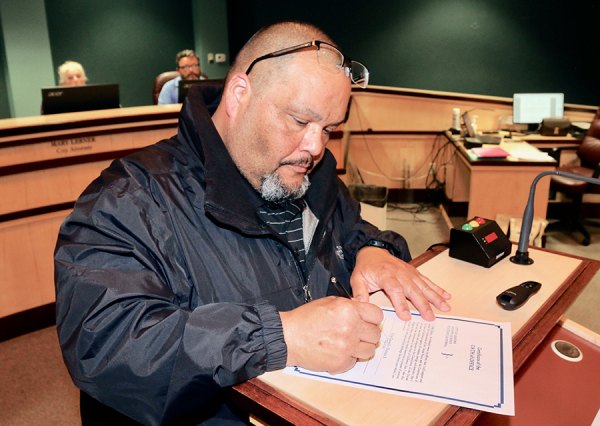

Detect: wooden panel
467,165,553,219
0,123,177,216
0,161,111,215
346,86,596,133
445,154,471,202
0,104,180,138
0,211,68,317
0,106,179,319
343,87,594,193
0,126,176,168
346,133,448,189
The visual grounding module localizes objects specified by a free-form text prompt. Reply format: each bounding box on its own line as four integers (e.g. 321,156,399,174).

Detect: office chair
153,71,180,104
548,107,600,245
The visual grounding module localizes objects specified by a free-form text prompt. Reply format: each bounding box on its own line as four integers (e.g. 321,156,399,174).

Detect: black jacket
54,89,411,425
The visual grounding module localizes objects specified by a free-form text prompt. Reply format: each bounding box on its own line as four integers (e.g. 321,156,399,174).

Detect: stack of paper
471,146,510,158
507,150,554,161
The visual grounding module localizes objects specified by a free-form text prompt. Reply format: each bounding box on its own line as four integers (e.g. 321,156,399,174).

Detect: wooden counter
0,105,180,319
344,86,595,193
1,86,596,326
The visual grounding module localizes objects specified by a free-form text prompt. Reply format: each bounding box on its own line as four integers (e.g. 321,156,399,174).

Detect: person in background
55,21,451,425
158,49,207,104
57,60,87,86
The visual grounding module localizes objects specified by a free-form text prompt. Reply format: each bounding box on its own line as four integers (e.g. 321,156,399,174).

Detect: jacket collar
178,87,340,234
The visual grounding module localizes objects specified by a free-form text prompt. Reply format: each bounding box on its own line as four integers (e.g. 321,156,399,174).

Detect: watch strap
360,239,400,258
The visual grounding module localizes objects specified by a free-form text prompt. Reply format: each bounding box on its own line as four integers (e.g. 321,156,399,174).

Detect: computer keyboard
465,134,502,144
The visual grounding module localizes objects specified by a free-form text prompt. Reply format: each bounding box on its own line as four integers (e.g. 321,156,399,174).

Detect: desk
518,134,583,168
444,134,557,220
230,246,599,425
342,86,595,194
519,133,581,147
0,106,180,319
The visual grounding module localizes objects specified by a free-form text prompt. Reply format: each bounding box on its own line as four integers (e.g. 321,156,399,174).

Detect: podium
229,245,599,425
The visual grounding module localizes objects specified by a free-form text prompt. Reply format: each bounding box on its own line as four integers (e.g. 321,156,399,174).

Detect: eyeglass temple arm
246,42,316,75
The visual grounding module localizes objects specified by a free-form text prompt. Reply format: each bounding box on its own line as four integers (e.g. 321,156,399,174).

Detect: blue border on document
292,309,507,409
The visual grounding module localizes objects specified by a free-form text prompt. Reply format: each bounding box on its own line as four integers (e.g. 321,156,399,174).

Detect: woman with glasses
56,21,451,425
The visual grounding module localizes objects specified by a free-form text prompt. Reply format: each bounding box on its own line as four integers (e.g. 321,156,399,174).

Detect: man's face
227,51,351,201
177,56,200,80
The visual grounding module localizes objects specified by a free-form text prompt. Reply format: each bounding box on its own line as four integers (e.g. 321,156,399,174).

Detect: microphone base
510,251,534,265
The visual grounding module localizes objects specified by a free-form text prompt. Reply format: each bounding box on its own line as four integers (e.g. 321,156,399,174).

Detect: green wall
226,0,598,107
0,19,9,118
1,0,597,118
0,0,54,117
45,0,196,108
193,0,229,79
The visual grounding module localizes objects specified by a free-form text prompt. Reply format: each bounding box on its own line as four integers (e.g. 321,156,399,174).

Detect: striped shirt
257,198,307,276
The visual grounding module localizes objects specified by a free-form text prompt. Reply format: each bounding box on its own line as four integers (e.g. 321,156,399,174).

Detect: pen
330,276,352,299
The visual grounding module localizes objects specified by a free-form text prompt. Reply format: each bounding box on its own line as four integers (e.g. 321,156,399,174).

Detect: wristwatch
360,239,400,258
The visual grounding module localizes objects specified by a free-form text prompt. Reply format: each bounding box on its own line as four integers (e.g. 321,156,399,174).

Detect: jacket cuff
256,303,287,371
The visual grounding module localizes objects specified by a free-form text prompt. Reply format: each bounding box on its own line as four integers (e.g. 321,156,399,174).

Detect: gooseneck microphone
510,170,600,265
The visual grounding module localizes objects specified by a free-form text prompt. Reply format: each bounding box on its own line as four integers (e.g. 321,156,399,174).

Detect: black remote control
496,281,542,311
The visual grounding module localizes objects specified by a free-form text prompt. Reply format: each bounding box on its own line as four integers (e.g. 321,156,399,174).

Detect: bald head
228,21,336,87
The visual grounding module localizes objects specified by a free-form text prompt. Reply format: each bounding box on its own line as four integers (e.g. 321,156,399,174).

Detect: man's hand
351,246,451,321
280,297,383,374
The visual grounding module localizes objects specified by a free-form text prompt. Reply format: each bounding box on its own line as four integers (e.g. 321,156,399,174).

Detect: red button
475,217,486,224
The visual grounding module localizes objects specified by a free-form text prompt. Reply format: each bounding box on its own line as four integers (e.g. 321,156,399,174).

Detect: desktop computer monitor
41,83,120,115
512,93,564,132
178,79,224,113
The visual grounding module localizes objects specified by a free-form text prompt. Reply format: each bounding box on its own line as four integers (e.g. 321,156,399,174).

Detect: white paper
285,308,514,415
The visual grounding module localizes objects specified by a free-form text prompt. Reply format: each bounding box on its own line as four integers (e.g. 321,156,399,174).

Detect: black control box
449,217,512,268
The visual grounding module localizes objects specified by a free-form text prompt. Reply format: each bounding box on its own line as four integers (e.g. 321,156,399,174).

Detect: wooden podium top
0,104,181,148
231,246,599,425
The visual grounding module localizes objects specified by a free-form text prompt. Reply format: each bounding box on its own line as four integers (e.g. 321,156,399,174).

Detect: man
158,49,207,104
55,21,451,425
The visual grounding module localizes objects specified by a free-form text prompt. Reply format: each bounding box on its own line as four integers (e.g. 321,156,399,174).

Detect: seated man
158,49,207,104
55,21,451,425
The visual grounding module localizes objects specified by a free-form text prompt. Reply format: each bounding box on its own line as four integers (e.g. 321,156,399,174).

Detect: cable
387,202,444,224
349,102,442,183
426,242,449,251
424,134,455,204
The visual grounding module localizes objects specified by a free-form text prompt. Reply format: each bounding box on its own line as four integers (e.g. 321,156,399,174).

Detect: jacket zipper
286,247,312,303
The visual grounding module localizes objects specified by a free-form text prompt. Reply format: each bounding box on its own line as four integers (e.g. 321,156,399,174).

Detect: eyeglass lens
245,40,368,88
316,43,368,88
350,61,368,87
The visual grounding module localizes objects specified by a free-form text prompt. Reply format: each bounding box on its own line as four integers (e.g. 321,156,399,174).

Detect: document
285,309,514,415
